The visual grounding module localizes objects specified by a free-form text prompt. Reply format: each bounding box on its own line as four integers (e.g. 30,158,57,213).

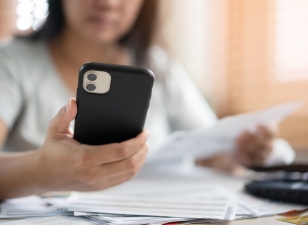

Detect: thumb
48,98,77,138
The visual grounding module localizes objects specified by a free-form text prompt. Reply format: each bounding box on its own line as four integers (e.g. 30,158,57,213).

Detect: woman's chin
82,32,120,45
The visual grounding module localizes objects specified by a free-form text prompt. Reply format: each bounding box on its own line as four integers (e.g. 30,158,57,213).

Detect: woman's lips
89,15,116,28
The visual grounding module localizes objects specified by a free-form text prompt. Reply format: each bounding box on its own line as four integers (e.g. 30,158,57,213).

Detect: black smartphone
74,62,154,145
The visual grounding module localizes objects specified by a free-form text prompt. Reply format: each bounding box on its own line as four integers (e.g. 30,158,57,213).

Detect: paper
148,101,303,161
65,194,236,220
236,192,307,218
61,177,307,223
60,181,240,224
0,196,71,219
60,184,237,221
0,216,100,225
2,177,305,224
76,213,190,225
84,214,229,225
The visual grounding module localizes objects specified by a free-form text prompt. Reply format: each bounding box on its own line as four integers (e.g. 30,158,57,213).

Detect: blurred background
0,0,307,151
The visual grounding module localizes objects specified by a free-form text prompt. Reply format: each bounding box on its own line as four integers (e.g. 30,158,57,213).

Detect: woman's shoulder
147,46,171,76
0,38,45,60
0,38,49,84
147,45,190,82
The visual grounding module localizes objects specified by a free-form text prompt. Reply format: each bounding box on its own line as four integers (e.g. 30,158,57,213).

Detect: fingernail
65,98,72,111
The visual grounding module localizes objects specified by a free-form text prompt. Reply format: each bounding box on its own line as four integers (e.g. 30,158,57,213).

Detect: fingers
85,130,150,165
235,128,274,166
76,144,148,191
121,130,150,150
102,143,148,178
98,171,141,191
48,98,77,138
255,125,277,140
98,148,147,190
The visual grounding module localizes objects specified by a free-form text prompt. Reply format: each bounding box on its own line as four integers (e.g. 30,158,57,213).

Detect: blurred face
62,0,143,44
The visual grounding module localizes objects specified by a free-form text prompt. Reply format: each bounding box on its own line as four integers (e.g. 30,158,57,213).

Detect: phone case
74,62,154,145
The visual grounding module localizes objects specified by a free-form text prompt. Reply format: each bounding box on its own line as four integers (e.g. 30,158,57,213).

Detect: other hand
233,125,277,166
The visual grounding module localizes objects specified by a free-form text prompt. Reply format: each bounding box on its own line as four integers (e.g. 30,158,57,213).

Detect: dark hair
28,0,158,66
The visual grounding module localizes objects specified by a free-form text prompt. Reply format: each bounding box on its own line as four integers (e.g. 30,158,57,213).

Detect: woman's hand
0,98,149,200
233,125,277,166
196,125,277,173
35,98,149,192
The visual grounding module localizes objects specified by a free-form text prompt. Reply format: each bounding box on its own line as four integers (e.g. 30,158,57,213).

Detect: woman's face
62,0,143,44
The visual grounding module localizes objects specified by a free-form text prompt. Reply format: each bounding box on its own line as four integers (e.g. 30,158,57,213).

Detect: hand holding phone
0,63,154,199
34,99,149,192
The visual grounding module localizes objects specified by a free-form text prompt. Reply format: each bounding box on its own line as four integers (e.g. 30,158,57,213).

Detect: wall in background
157,0,229,116
159,0,308,150
228,0,308,149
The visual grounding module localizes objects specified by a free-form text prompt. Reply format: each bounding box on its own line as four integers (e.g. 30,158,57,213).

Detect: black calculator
245,180,308,205
245,164,308,205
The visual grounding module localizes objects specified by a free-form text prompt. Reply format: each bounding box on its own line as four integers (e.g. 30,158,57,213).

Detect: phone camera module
87,73,97,81
86,83,96,92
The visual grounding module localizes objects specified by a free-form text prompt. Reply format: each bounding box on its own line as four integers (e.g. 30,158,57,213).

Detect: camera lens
87,73,97,81
86,83,96,92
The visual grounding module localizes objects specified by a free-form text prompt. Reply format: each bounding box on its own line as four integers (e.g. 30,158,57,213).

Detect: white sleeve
265,138,295,166
0,46,23,129
163,60,218,131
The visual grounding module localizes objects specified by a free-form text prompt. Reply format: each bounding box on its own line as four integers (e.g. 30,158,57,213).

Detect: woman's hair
28,0,158,66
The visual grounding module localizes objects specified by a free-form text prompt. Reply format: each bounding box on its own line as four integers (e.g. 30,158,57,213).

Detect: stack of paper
57,184,237,224
236,192,308,219
55,180,306,225
0,216,100,225
0,181,306,225
0,196,72,219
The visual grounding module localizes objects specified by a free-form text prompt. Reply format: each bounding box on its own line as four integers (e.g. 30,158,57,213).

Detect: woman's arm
0,150,43,199
0,99,149,200
159,56,284,169
196,125,280,173
0,119,8,149
0,118,48,198
154,51,293,170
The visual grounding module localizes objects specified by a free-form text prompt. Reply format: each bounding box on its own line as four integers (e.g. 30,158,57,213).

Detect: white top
0,39,217,153
0,39,294,165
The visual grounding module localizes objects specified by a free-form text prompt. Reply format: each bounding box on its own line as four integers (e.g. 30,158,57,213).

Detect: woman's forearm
0,150,47,200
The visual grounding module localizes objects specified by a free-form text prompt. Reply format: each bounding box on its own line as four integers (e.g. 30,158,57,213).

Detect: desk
2,153,308,225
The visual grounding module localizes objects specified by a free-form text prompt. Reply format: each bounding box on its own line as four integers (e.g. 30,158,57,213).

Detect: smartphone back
74,62,154,145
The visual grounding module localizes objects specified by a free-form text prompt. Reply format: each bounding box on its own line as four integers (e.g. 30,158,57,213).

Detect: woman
0,0,293,200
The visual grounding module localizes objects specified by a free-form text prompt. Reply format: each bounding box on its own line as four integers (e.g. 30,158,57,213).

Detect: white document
0,216,100,225
0,196,71,219
61,184,236,221
148,101,303,160
236,192,307,218
84,214,229,225
76,213,191,225
64,177,307,222
66,195,235,220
